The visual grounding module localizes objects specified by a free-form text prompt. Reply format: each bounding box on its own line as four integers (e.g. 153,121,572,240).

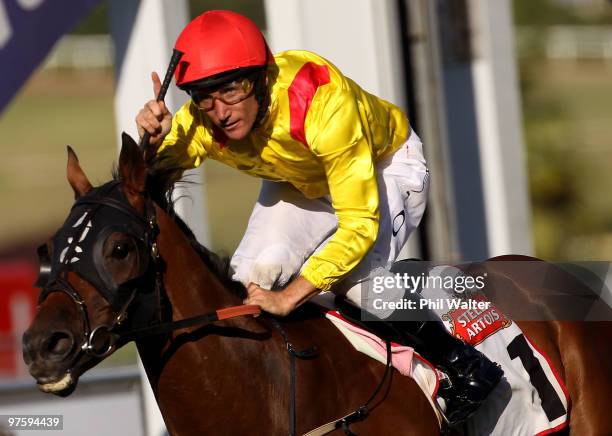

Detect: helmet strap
252,72,270,130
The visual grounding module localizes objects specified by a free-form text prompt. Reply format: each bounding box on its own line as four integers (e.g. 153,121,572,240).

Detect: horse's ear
118,132,146,193
66,146,93,198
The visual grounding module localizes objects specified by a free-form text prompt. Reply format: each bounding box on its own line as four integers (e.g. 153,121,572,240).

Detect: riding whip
139,48,184,153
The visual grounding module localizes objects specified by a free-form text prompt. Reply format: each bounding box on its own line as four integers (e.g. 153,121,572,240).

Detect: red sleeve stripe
288,62,330,148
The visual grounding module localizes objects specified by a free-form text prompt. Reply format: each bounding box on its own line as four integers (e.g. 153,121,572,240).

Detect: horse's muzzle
22,327,80,391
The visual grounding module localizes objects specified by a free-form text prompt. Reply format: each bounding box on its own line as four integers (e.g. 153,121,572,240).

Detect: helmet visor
178,66,262,91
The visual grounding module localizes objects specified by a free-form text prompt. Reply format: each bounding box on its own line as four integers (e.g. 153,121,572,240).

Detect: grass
0,69,118,249
520,59,612,259
0,68,260,254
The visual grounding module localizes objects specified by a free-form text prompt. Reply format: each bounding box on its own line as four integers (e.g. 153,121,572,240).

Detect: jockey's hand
245,284,293,317
244,276,320,317
135,72,173,148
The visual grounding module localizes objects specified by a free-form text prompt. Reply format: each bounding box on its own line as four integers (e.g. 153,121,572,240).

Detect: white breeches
230,130,429,308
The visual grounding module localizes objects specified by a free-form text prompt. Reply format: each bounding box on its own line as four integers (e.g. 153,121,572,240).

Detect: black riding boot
397,320,504,426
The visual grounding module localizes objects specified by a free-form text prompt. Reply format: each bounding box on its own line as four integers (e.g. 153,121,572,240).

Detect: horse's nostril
43,331,74,358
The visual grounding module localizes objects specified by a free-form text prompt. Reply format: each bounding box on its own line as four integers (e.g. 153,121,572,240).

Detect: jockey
136,10,502,425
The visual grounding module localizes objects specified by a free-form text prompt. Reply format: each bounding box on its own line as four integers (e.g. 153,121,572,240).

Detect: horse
21,133,611,435
22,134,439,435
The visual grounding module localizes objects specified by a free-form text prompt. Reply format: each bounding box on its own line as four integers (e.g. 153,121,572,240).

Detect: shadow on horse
22,134,611,435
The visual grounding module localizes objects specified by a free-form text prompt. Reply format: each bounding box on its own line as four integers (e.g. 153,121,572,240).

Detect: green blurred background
515,0,612,260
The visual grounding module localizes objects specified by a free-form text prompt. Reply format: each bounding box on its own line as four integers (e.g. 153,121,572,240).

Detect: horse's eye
111,241,132,259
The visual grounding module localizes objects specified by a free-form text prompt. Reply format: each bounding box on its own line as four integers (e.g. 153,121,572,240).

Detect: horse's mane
114,165,247,299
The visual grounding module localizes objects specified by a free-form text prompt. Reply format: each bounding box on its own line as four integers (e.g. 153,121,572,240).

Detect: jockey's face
203,88,259,141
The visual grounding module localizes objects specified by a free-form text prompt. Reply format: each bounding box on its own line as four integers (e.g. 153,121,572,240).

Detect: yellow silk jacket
158,50,410,291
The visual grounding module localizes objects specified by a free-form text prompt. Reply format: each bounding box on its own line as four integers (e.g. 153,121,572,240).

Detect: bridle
36,181,259,360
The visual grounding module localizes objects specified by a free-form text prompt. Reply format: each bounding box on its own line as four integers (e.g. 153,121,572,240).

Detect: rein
114,304,261,344
269,318,393,436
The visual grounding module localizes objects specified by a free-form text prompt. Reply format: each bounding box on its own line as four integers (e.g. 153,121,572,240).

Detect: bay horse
22,134,611,435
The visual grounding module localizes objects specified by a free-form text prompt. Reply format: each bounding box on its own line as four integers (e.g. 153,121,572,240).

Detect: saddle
331,296,410,346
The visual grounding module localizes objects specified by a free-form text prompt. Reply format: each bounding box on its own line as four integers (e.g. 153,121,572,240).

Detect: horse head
22,133,161,396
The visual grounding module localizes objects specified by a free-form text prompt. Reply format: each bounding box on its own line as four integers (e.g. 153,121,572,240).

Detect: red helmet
174,10,272,88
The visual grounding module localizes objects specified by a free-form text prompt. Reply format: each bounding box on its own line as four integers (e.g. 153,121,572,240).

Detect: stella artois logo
442,294,512,346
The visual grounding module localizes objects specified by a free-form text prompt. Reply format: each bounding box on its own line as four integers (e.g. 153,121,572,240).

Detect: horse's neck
155,206,240,318
135,204,248,383
136,206,278,433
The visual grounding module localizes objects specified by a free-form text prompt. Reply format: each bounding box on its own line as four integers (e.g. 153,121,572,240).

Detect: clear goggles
188,78,255,111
